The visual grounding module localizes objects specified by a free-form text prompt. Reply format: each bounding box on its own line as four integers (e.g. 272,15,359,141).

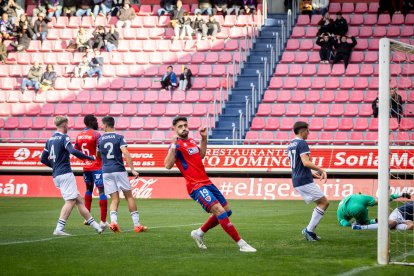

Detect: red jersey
174,138,212,194
75,128,102,171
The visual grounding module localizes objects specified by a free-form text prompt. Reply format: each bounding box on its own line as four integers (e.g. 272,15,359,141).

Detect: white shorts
103,171,131,195
389,208,405,224
295,183,325,204
53,172,80,201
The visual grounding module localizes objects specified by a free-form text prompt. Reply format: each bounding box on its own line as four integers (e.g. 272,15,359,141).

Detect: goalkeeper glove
390,194,400,201
401,193,411,199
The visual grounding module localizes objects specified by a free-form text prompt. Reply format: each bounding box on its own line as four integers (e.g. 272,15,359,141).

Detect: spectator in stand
157,0,177,16
160,65,177,91
93,0,112,18
243,0,257,15
63,0,78,16
402,0,414,16
39,64,57,92
226,0,244,16
1,0,24,23
170,0,185,33
377,0,395,18
192,11,208,41
372,97,379,118
179,67,192,91
74,54,90,77
317,12,333,36
76,0,93,17
46,0,63,18
116,1,136,29
312,0,329,16
33,12,51,41
205,14,221,40
104,24,118,51
315,33,334,64
87,25,105,50
111,0,123,16
33,0,48,18
174,11,192,40
75,27,89,52
212,0,228,16
332,35,357,70
300,0,313,19
333,12,348,36
0,36,7,63
0,13,16,39
21,61,43,93
194,0,212,16
10,22,33,51
18,13,34,34
87,48,103,79
390,87,404,124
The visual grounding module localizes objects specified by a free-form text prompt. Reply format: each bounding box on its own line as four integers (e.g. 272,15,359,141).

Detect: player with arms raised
97,116,147,233
287,121,329,241
40,116,103,235
164,116,256,252
75,115,108,229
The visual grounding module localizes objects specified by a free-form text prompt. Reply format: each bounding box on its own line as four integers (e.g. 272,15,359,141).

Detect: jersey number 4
104,142,115,159
288,149,296,169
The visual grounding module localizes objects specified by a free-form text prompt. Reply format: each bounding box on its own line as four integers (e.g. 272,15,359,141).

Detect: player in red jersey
164,116,256,252
75,115,108,230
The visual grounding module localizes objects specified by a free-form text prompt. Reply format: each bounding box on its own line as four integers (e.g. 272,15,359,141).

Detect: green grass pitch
0,198,412,275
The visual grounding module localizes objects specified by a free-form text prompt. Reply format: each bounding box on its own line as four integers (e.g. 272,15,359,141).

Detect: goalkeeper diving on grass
337,192,412,230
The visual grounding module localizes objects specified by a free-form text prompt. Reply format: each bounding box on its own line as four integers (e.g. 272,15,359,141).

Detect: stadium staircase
244,2,414,145
211,13,287,144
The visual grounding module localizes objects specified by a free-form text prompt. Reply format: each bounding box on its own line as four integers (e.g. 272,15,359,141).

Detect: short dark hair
167,65,173,70
84,114,97,128
183,12,189,16
102,116,115,128
293,121,309,134
173,116,187,126
336,11,342,16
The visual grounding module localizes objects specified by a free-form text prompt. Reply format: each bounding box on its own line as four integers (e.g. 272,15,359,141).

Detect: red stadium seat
355,3,368,13
300,104,315,116
335,90,349,102
328,2,341,13
165,103,179,116
264,117,280,130
244,131,259,144
277,90,291,102
297,15,310,26
124,104,138,116
324,118,338,131
257,104,271,116
295,52,309,63
279,118,294,131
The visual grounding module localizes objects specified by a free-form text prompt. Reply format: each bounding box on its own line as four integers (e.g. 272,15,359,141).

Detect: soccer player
97,116,147,233
164,116,256,252
75,114,108,229
287,121,329,241
40,116,103,236
389,200,413,231
338,192,412,230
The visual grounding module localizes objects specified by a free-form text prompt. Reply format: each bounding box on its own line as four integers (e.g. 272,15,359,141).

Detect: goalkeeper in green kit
337,192,411,230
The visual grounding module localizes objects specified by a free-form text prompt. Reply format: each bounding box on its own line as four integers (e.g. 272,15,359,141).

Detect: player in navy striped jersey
97,116,147,233
287,121,329,241
40,116,103,236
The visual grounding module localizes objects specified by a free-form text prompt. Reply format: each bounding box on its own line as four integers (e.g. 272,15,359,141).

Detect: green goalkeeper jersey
337,194,377,226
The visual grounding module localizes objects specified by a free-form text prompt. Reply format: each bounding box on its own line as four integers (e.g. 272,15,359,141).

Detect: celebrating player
164,116,256,252
97,116,147,233
75,115,108,230
287,121,329,241
389,200,413,231
339,192,412,230
40,116,103,235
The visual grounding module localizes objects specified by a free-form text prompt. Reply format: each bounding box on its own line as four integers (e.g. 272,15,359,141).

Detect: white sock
396,224,408,231
130,211,140,227
307,207,325,232
110,211,118,224
196,228,204,236
86,217,101,231
361,224,378,230
56,218,66,231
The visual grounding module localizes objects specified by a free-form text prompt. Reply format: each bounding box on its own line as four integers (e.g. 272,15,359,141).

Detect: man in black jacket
204,14,221,40
192,12,208,41
332,35,357,69
390,87,404,124
333,12,348,36
10,23,34,51
33,12,51,41
88,25,105,50
315,33,334,64
104,25,119,52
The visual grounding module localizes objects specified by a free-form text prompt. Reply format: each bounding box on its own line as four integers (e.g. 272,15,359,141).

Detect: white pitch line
0,223,201,246
337,265,377,276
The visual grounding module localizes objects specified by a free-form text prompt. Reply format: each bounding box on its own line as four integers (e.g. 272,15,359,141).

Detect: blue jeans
93,4,111,17
33,32,47,41
194,7,212,16
21,79,40,92
87,67,102,78
157,7,174,16
76,8,92,17
48,7,63,18
105,42,117,52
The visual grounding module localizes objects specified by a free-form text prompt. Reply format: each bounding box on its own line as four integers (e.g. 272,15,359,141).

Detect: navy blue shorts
83,170,103,188
190,184,228,213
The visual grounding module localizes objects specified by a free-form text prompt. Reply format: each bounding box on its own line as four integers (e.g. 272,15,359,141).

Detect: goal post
377,38,414,265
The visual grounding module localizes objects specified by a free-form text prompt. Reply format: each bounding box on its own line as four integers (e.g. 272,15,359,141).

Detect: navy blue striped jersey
98,132,127,173
44,132,73,178
287,138,314,188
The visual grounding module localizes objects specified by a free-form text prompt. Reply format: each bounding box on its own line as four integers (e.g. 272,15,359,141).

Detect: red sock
218,215,241,242
99,199,108,222
84,193,92,212
201,215,219,233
